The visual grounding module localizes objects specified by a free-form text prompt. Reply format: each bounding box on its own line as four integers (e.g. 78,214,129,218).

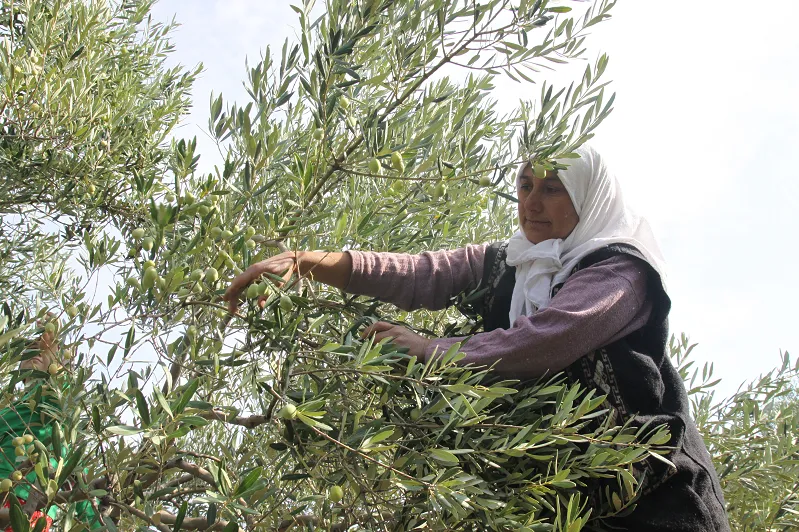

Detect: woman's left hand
362,321,431,359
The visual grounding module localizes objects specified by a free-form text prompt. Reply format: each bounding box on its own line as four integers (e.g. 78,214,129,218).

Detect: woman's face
19,328,57,372
517,165,579,244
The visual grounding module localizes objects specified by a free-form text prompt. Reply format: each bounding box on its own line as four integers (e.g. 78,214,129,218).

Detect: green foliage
670,335,799,531
0,0,198,307
3,1,796,531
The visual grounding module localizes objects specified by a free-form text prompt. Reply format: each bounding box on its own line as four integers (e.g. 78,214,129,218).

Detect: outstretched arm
345,244,487,311
225,245,487,313
224,251,352,313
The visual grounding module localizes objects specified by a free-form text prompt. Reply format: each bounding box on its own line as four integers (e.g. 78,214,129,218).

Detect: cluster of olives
127,205,266,303
1,435,38,491
367,150,406,176
244,280,293,313
130,227,162,254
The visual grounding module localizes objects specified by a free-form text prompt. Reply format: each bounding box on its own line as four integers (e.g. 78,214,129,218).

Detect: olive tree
0,0,199,302
0,0,723,531
670,335,799,531
0,0,197,529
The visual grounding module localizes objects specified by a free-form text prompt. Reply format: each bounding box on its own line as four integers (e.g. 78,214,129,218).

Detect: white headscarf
505,145,667,324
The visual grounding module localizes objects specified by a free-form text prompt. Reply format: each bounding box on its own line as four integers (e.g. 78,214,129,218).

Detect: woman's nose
524,190,543,212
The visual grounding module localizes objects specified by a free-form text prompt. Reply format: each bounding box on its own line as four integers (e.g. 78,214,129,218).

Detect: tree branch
200,409,270,429
154,509,239,531
169,458,216,488
109,501,171,532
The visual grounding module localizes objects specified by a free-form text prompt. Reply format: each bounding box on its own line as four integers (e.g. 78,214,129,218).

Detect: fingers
225,261,270,299
361,321,396,338
224,252,297,313
363,321,414,345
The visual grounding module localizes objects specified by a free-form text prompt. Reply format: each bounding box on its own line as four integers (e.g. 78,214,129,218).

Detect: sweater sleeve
423,254,654,379
344,244,487,311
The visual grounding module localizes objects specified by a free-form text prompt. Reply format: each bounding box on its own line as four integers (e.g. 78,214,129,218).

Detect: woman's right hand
224,250,352,315
224,251,300,314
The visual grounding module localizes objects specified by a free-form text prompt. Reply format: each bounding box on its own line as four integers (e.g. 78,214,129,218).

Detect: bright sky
150,0,799,398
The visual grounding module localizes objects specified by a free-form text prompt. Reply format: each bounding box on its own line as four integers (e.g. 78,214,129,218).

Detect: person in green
0,316,102,531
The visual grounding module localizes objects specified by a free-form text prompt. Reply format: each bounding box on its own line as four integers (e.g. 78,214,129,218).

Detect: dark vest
458,242,730,532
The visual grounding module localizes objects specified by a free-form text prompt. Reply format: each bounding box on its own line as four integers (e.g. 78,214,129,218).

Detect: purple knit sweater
344,245,653,379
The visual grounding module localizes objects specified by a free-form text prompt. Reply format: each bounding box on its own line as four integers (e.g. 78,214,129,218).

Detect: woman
0,318,101,531
225,145,730,530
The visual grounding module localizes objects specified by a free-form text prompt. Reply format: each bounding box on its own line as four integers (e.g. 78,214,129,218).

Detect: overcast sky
149,0,799,398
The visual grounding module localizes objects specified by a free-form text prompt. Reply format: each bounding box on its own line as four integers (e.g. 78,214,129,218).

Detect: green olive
204,267,219,283
279,294,293,312
246,284,260,300
190,269,204,282
0,479,12,492
279,404,298,420
257,283,270,296
391,151,405,173
142,237,154,251
479,176,491,187
368,158,382,174
328,485,344,503
313,128,324,140
131,228,146,240
142,267,158,290
533,164,547,179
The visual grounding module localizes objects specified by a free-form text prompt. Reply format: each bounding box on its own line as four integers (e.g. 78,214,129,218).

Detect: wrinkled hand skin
224,251,298,313
361,321,431,359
